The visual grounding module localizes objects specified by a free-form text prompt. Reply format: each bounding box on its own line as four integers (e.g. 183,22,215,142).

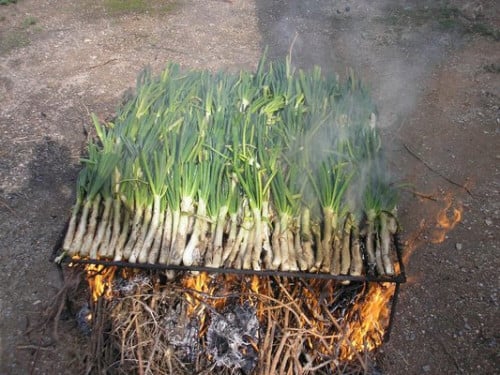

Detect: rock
485,219,493,226
455,242,463,250
422,365,431,372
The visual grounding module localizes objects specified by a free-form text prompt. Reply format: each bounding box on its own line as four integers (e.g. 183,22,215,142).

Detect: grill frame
66,233,406,283
63,233,406,343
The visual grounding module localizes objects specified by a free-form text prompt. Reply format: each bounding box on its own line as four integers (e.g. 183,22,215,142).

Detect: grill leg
383,281,401,342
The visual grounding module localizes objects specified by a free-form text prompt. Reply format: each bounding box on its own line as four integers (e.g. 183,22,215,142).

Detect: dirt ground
0,0,498,374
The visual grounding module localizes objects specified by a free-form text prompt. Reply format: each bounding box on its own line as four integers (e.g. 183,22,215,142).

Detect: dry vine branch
80,272,390,374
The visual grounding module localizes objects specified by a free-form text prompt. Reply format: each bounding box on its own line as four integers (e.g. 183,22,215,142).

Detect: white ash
113,274,152,295
206,302,259,373
162,306,200,362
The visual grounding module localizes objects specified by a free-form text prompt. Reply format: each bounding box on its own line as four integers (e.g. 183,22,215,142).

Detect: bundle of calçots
61,56,398,277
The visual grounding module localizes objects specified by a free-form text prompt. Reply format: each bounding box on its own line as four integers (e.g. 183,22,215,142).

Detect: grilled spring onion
309,159,351,274
60,55,399,277
66,119,120,257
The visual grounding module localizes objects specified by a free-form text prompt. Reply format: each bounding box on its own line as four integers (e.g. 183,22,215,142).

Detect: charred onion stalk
159,168,180,265
137,150,169,263
232,146,265,270
271,168,300,272
310,160,351,274
299,208,315,271
349,216,363,276
169,163,198,270
362,168,398,276
380,210,398,275
58,56,400,278
104,169,122,258
340,212,353,276
220,177,239,267
364,208,378,275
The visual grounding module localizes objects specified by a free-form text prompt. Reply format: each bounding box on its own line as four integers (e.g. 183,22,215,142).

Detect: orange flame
182,272,212,316
85,264,117,302
82,265,395,367
431,194,463,243
181,273,263,315
341,283,394,360
250,274,260,294
180,273,394,363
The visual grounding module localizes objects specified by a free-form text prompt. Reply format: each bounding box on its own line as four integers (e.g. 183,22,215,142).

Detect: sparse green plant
104,0,148,13
22,16,37,28
0,31,29,54
467,22,500,41
378,4,500,41
103,0,179,15
0,0,17,5
484,63,500,74
0,17,40,54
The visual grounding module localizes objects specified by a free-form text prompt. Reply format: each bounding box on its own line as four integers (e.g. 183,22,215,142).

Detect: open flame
85,263,117,302
80,261,395,373
394,192,464,280
431,193,463,244
342,283,393,360
178,272,393,365
79,261,396,372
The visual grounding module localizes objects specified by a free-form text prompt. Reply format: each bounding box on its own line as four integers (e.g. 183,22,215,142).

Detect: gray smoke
255,0,468,214
256,0,464,128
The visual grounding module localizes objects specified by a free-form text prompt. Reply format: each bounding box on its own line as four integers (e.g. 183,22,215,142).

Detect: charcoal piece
206,302,259,373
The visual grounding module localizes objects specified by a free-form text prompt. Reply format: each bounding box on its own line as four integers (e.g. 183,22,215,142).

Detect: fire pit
69,260,404,374
55,56,406,374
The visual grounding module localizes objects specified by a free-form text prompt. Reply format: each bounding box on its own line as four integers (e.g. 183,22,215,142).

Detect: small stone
485,219,493,226
455,243,463,250
422,365,431,372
